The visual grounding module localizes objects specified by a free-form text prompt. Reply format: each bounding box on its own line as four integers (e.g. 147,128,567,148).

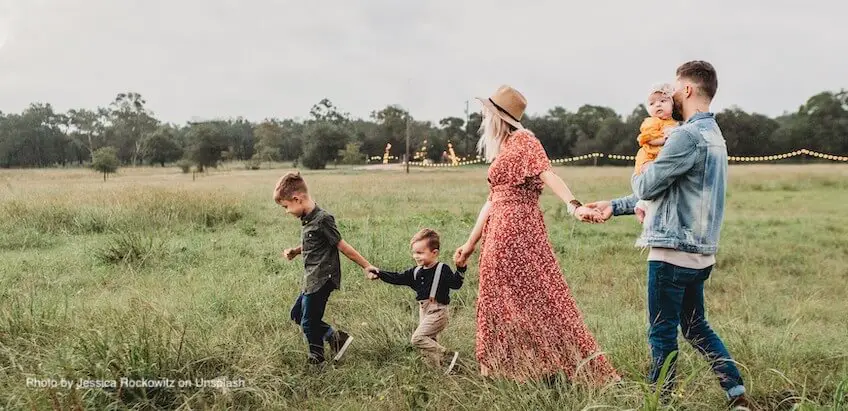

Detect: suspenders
413,262,444,303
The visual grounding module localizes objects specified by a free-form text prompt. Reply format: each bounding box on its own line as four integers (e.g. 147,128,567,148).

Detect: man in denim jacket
587,61,749,407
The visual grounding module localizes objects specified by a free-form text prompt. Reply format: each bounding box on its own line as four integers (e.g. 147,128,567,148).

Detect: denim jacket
611,112,727,255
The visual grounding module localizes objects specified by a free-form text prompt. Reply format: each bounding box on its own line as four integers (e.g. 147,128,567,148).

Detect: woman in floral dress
454,85,619,384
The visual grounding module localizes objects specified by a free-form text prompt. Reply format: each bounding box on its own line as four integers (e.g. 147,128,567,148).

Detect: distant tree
67,108,108,158
339,142,365,165
186,123,229,172
141,126,183,166
226,117,256,160
310,98,350,125
1,87,848,170
716,107,780,156
92,146,119,180
253,120,286,161
301,122,350,169
465,112,483,156
439,116,465,145
108,92,159,165
370,105,410,157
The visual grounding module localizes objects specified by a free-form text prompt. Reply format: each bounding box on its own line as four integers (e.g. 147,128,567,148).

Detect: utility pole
464,100,470,156
405,78,412,174
405,113,410,174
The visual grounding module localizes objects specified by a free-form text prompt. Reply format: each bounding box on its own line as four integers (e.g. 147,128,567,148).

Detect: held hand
573,206,605,223
584,201,613,222
639,161,653,174
364,265,380,280
282,248,299,261
454,243,475,267
635,207,646,224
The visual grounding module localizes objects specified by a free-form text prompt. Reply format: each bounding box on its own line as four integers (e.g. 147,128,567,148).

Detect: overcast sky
1,0,845,124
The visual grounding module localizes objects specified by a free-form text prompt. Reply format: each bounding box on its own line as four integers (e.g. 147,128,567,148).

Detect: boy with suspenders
368,229,466,373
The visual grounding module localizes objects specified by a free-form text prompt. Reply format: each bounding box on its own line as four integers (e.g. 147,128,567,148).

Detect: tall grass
0,188,243,235
0,164,846,409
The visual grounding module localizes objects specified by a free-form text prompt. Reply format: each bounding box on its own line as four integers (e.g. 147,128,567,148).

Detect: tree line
1,90,846,171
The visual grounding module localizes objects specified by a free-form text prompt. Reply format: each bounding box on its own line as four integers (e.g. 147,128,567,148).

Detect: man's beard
672,100,684,121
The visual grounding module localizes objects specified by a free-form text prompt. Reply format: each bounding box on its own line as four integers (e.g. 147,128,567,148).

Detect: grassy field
1,164,847,410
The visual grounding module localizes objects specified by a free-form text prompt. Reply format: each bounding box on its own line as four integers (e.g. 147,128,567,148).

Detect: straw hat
476,85,526,129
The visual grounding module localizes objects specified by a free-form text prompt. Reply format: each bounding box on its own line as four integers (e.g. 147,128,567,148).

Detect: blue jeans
290,281,336,362
647,261,745,398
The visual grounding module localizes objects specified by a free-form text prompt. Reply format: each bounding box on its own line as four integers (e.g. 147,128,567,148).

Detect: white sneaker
331,332,353,362
445,352,459,374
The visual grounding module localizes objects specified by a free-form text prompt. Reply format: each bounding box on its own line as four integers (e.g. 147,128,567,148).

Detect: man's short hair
676,60,718,100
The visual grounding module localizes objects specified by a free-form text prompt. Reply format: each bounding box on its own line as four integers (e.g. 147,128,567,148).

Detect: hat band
489,98,521,123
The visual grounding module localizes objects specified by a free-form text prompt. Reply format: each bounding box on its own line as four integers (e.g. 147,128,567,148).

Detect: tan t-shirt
648,247,716,269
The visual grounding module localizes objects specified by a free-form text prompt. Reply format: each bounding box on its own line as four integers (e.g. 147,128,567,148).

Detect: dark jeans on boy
290,281,336,362
647,261,745,398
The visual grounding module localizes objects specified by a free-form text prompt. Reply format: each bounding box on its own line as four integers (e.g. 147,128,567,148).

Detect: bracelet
566,199,583,215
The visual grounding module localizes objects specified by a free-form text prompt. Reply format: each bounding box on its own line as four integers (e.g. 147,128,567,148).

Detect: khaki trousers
410,300,448,366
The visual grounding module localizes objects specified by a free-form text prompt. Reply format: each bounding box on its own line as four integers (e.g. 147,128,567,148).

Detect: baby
634,83,679,222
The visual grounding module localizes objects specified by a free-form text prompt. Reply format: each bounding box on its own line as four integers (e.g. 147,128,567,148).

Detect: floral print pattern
476,130,619,383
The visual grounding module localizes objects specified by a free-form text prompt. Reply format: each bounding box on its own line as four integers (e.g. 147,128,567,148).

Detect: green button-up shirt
300,206,342,294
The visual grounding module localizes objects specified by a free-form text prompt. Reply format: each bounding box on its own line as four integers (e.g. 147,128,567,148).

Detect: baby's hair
274,171,308,203
411,228,440,251
647,83,675,103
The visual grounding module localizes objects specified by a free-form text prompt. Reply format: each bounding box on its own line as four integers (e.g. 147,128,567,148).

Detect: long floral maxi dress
475,129,619,384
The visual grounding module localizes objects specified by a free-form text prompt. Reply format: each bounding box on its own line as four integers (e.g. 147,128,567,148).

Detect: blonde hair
477,107,515,162
273,171,308,203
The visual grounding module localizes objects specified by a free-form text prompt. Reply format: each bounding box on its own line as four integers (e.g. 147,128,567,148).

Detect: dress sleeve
487,130,552,188
518,130,551,177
